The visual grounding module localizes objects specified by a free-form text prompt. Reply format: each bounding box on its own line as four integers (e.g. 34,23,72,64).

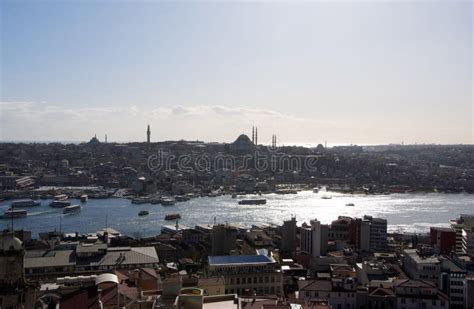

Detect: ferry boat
50,200,71,208
161,197,176,206
138,210,149,216
150,198,161,204
54,194,68,201
238,199,267,205
275,189,297,194
132,197,149,204
1,209,27,219
11,199,40,208
80,194,88,203
175,195,190,202
165,213,181,220
63,204,81,214
320,186,332,199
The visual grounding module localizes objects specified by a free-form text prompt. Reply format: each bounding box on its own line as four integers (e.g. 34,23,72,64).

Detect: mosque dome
230,134,255,153
235,134,252,143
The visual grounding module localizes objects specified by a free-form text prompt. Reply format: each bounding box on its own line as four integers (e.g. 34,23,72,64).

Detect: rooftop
209,255,273,266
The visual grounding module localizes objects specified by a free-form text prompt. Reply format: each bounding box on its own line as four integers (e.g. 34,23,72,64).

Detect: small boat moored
80,194,88,203
238,199,267,205
346,203,355,207
161,197,176,206
165,213,181,220
138,210,149,216
54,194,68,201
175,195,190,202
132,197,149,204
63,204,81,214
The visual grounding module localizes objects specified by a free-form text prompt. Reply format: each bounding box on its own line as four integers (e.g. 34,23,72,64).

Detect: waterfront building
430,227,456,255
462,226,474,258
328,216,352,242
362,215,388,252
300,219,328,257
450,214,474,254
281,217,297,253
207,255,283,296
211,224,238,255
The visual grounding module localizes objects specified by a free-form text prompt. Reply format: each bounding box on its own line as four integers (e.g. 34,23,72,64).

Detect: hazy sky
1,1,472,145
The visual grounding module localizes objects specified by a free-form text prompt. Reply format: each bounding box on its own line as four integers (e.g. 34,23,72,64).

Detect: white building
300,219,328,257
462,226,474,258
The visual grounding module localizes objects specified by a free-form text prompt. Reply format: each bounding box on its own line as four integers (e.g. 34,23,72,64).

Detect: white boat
161,197,176,206
80,194,88,203
54,194,68,201
11,199,40,207
63,204,81,214
320,186,332,199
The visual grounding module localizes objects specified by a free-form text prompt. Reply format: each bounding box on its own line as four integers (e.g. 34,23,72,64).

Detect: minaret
252,126,255,144
147,125,151,144
255,127,258,145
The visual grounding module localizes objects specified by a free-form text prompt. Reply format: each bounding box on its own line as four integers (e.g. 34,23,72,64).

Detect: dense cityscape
1,0,473,308
0,128,473,308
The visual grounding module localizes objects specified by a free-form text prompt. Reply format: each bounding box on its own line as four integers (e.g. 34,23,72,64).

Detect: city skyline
1,1,472,144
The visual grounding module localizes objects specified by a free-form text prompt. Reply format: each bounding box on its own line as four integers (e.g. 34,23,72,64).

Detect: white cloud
1,101,342,143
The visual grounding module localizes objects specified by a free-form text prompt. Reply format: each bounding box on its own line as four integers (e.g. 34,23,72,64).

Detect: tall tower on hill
147,125,151,143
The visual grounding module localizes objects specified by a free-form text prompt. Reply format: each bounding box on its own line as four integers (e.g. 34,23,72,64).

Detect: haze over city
1,1,472,144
